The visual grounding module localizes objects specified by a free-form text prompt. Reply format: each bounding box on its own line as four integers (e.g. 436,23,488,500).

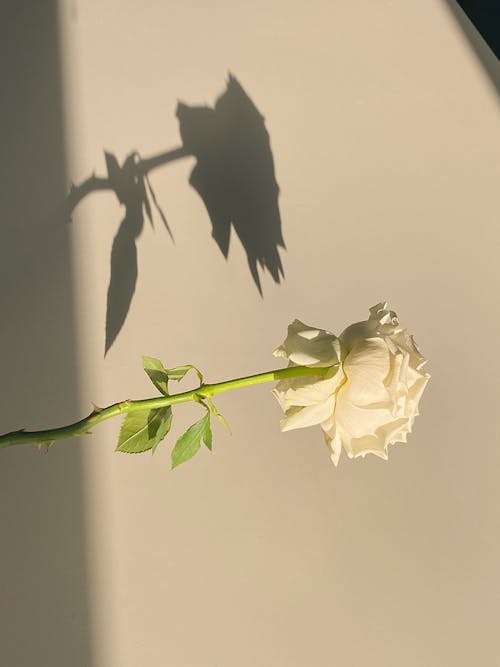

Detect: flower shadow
67,74,285,355
177,74,285,294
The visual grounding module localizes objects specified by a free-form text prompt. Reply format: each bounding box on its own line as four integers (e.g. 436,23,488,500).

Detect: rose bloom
273,303,430,465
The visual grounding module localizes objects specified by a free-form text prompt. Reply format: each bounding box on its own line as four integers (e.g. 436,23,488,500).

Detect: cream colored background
2,1,499,665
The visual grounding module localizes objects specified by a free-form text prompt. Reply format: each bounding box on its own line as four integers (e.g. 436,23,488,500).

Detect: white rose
273,303,430,465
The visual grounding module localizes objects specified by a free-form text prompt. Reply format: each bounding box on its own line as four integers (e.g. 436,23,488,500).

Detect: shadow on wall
68,74,285,355
0,4,93,667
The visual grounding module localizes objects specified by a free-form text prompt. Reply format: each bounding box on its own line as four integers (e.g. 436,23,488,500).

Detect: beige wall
13,1,500,665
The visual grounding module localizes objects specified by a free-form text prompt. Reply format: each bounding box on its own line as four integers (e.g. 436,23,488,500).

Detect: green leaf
148,407,173,454
142,356,170,396
205,397,231,433
171,412,212,468
203,416,213,451
116,406,173,454
142,357,204,393
166,364,203,385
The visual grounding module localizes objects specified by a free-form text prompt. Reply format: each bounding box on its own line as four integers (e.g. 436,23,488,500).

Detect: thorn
91,402,103,413
37,440,55,453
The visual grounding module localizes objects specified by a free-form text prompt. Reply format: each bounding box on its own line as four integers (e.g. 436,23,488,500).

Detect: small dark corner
443,0,500,93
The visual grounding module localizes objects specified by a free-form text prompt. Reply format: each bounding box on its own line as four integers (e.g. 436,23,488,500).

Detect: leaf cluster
115,356,229,468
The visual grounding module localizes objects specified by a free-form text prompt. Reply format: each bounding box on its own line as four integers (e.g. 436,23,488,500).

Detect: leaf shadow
103,152,173,355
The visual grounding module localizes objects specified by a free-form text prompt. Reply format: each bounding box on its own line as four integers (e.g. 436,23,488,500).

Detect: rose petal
335,396,396,439
282,366,344,408
280,400,335,431
274,319,341,367
342,337,391,406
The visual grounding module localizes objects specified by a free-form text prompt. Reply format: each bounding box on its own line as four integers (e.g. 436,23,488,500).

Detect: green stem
0,365,333,449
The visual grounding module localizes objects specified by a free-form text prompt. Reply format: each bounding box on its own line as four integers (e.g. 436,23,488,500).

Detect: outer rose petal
346,417,412,459
324,427,343,466
273,367,344,431
279,367,344,408
391,328,427,370
334,397,397,440
273,319,341,367
339,302,399,354
341,337,391,406
407,373,429,409
280,401,335,431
